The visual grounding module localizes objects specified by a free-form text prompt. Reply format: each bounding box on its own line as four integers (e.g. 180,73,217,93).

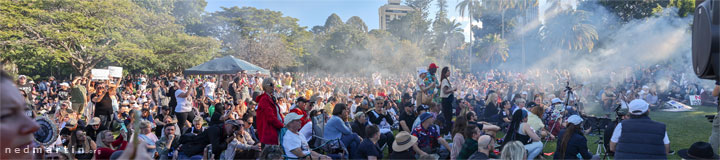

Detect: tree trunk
501,0,505,39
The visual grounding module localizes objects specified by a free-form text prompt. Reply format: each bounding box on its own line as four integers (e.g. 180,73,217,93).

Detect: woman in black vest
503,109,543,160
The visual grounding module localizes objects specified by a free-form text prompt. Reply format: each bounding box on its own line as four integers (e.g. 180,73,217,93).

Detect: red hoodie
255,93,284,145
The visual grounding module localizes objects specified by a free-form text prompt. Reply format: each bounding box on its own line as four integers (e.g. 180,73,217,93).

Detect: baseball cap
628,99,649,115
419,112,433,123
566,115,583,125
416,104,429,112
417,69,428,76
428,63,439,69
296,97,309,103
551,98,562,104
284,112,303,126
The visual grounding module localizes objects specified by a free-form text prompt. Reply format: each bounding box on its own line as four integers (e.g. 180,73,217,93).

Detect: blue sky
205,0,559,41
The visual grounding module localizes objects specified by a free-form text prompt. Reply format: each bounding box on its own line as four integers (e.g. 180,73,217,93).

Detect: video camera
692,0,720,81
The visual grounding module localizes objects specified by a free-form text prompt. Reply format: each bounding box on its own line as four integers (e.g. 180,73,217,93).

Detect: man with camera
609,99,670,159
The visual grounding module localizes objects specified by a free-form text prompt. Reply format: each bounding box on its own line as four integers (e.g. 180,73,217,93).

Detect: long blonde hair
485,93,498,106
501,141,527,160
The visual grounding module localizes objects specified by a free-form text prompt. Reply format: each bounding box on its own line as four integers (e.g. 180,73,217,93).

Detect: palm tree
456,0,481,50
482,0,518,38
539,5,598,52
476,34,509,66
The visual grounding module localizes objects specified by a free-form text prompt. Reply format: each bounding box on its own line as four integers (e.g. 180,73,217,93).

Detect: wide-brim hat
678,142,719,159
392,131,418,152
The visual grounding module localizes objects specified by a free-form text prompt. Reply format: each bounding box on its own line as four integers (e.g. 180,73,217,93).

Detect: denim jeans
525,141,544,160
341,133,362,159
177,153,203,160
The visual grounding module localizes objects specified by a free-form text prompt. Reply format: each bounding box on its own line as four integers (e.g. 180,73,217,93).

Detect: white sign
91,69,109,80
689,95,701,106
108,66,123,78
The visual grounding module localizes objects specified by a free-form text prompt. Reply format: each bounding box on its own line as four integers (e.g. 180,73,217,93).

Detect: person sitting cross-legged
412,112,451,159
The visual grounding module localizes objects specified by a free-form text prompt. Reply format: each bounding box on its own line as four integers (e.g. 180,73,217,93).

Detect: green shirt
458,138,478,160
70,85,87,103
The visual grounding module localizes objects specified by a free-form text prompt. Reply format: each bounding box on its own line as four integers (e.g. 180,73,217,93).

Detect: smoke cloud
490,1,715,91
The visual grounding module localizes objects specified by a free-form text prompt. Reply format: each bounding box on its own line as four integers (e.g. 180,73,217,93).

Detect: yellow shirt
324,103,335,114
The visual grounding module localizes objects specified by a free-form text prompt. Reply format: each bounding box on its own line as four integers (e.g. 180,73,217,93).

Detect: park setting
1,0,719,159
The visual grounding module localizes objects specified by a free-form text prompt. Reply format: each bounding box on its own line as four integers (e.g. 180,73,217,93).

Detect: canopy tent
183,55,269,75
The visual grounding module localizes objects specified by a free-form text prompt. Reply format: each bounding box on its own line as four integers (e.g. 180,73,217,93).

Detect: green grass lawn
540,105,716,159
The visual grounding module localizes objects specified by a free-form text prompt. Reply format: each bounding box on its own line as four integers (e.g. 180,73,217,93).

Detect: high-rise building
378,0,414,30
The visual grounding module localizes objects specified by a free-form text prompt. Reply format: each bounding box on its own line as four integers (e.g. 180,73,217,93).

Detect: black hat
402,93,412,100
678,142,719,159
416,104,429,113
296,97,309,103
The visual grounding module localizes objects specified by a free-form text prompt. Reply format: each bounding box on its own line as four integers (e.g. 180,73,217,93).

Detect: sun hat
678,142,718,159
392,131,418,151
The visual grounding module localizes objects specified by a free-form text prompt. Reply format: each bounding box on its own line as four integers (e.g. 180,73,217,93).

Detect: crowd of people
1,61,719,160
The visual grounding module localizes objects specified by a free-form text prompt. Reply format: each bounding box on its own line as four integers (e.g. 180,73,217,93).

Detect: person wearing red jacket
256,78,284,146
289,97,311,126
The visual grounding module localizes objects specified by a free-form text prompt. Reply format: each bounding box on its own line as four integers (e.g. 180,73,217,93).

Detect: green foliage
475,34,509,63
198,6,311,70
1,0,218,77
324,13,344,32
346,16,368,33
668,0,695,17
540,6,598,52
599,0,670,22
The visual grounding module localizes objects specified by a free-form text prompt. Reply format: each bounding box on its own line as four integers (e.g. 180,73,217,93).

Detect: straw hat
392,131,418,152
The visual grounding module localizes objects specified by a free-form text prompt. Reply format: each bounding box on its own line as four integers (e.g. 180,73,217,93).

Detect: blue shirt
323,116,352,140
356,138,382,159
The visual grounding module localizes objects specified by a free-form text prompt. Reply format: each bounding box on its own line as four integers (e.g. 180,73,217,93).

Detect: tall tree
1,0,219,76
324,13,344,32
482,0,519,38
346,16,368,33
476,34,509,65
599,0,670,22
200,6,312,70
540,5,598,53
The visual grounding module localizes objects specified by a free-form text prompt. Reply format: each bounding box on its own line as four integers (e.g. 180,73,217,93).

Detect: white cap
551,98,562,104
284,112,303,126
60,82,70,87
566,115,583,125
417,69,428,76
628,99,649,115
522,91,528,95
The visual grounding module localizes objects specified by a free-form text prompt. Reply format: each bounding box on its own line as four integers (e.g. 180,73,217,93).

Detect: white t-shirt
204,82,216,97
175,89,192,113
440,79,451,98
610,123,670,144
283,131,310,158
